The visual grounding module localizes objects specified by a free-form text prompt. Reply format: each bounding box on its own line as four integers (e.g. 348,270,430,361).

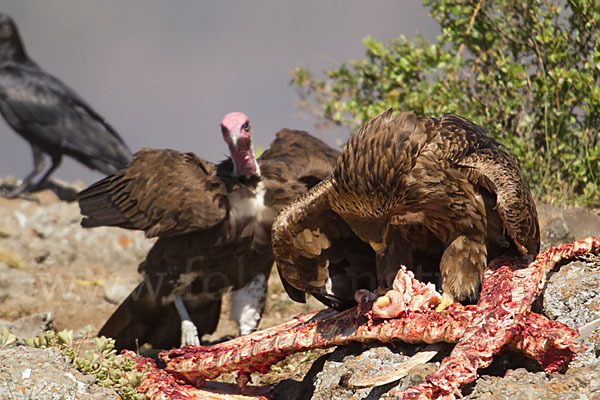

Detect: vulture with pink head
78,112,339,350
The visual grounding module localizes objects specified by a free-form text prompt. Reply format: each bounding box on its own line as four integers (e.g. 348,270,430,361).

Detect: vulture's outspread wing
260,129,340,185
261,129,346,304
273,177,375,309
78,148,227,238
79,118,341,350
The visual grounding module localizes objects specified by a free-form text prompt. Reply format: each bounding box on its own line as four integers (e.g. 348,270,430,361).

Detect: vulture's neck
231,143,261,179
228,144,267,218
229,178,267,220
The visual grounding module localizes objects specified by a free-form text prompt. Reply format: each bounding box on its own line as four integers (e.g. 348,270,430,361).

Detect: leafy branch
291,0,600,205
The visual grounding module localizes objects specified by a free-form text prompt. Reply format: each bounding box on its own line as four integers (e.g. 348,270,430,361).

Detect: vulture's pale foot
231,274,267,336
180,320,201,347
174,295,201,347
434,293,456,312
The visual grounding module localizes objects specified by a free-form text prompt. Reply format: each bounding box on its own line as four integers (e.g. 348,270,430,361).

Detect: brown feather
81,129,340,350
274,108,540,309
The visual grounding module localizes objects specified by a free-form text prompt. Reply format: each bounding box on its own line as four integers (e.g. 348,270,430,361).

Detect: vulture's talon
435,295,455,312
80,112,340,351
180,320,200,347
375,295,391,308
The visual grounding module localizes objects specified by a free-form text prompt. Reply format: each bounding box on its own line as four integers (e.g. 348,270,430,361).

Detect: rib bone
160,237,598,399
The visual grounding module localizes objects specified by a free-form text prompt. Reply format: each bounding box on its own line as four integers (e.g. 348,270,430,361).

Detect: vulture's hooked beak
369,241,386,253
230,134,239,150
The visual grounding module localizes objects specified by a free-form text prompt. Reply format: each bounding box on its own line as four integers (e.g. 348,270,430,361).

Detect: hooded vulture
78,112,339,350
273,108,540,311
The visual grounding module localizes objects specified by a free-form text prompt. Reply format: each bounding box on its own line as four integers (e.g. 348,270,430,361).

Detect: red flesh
160,237,598,399
122,350,272,400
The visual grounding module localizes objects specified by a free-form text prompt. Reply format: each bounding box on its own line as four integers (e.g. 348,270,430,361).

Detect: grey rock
542,216,574,249
562,207,600,241
0,261,36,301
309,344,404,400
0,346,119,400
543,261,600,325
465,364,600,399
276,343,445,400
103,282,133,305
538,204,600,249
0,312,54,338
542,259,600,366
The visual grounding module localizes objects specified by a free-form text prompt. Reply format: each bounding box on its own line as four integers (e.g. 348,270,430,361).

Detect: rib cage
157,237,599,399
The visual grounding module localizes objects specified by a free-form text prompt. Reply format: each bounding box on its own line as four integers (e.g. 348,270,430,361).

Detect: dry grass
0,248,26,270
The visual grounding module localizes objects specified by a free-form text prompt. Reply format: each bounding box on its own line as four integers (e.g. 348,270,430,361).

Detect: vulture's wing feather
258,128,342,271
98,278,222,350
78,148,228,238
273,177,375,310
259,129,340,185
433,114,540,255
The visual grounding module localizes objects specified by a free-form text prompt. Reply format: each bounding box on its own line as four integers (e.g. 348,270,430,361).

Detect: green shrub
12,329,145,400
291,0,600,205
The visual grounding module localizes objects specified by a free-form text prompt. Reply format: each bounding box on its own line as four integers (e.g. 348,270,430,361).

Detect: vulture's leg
174,295,200,347
437,234,486,311
436,180,488,311
5,145,47,197
230,273,268,335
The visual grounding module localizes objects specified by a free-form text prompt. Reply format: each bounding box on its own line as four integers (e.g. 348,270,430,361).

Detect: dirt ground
2,185,600,398
0,185,328,388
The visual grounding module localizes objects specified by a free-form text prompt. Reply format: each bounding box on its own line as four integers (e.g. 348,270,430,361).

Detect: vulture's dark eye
242,121,250,132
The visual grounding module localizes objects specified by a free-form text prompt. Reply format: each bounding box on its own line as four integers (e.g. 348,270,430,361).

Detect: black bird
0,14,131,197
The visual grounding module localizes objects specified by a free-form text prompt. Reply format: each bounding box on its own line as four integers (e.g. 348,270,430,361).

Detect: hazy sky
1,1,438,184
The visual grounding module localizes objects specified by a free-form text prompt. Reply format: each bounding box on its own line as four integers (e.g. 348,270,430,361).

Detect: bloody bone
121,350,272,400
396,236,599,399
161,307,578,388
160,237,598,397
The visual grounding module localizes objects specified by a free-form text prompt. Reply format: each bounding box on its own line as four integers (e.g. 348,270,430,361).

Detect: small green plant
0,326,17,348
24,330,145,400
292,0,600,206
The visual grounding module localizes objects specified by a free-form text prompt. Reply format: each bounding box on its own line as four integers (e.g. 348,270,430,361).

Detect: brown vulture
0,14,131,197
273,108,540,311
78,112,339,350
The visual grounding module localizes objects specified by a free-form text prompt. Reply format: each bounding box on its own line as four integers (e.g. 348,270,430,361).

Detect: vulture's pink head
221,112,260,177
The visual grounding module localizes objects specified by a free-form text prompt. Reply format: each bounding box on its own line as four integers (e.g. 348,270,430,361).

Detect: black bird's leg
29,153,62,191
173,295,200,347
4,145,46,198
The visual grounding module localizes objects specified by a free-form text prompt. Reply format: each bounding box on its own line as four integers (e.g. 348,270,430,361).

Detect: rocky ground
0,180,600,399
